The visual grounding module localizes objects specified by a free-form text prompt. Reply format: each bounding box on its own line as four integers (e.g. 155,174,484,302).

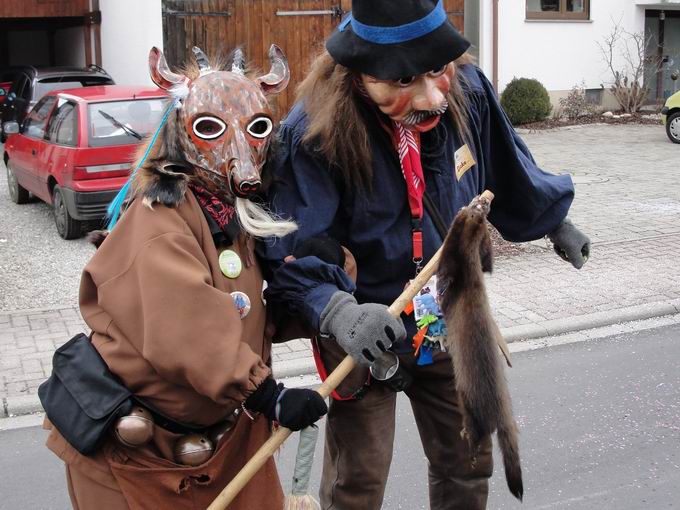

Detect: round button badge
219,249,242,279
230,291,251,319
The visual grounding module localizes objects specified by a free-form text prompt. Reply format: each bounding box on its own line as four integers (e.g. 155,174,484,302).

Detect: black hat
326,0,470,80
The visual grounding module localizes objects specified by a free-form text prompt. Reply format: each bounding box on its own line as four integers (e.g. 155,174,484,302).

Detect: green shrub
500,77,552,125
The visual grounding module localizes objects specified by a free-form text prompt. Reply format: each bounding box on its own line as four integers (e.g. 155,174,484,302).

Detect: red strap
412,229,423,261
311,337,369,401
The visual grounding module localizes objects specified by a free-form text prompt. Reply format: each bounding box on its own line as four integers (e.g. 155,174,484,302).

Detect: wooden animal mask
148,45,290,198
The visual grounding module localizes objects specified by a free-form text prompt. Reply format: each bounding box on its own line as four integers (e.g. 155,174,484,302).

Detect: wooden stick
208,191,494,510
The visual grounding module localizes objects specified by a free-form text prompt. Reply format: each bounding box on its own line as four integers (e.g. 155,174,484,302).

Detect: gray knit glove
319,291,406,366
548,218,591,269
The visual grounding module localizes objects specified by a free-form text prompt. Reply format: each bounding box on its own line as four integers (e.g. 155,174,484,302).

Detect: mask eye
429,65,448,77
396,75,416,87
246,116,273,139
192,116,226,140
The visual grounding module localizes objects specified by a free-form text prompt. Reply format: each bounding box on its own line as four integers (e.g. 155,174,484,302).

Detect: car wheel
6,159,29,204
667,112,680,144
53,185,82,239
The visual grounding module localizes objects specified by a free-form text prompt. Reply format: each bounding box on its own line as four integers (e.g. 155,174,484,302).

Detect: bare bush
598,19,661,113
559,82,597,120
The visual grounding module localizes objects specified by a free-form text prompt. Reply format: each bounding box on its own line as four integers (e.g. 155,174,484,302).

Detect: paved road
2,322,678,509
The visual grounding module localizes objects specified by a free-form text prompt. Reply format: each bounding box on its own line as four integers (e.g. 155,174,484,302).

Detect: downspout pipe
493,0,499,92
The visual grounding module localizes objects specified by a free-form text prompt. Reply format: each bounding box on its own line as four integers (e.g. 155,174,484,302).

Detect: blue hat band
338,0,447,45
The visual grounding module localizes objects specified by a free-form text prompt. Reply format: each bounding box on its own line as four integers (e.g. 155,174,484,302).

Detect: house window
526,0,590,20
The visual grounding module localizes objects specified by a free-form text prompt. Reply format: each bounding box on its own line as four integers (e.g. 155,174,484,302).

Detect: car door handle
31,149,37,156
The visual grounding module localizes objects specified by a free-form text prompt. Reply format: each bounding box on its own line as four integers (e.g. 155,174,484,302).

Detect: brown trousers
319,352,493,510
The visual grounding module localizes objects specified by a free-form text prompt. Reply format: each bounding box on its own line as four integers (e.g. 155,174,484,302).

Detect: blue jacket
262,64,574,352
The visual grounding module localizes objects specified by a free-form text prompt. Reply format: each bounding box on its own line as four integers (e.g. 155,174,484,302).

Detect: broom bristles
284,494,320,510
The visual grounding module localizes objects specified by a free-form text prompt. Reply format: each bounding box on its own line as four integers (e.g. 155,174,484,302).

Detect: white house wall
479,0,680,99
99,0,163,86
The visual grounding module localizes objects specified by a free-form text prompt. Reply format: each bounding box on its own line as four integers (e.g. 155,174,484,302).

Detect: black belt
133,397,215,435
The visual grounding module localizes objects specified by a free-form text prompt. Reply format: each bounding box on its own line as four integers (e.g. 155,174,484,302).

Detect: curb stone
516,122,614,134
3,299,679,420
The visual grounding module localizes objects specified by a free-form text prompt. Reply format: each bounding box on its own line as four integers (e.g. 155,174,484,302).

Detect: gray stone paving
2,124,680,406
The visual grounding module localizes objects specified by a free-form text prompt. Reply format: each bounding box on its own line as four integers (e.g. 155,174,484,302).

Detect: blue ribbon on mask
106,97,180,231
338,0,447,45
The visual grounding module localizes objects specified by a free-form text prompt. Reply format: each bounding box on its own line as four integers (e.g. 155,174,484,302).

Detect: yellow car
662,90,680,144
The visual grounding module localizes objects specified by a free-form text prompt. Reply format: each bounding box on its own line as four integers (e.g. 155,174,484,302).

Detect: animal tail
497,418,523,501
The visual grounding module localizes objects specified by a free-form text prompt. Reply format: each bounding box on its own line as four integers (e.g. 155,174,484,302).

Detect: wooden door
444,0,465,32
162,0,465,117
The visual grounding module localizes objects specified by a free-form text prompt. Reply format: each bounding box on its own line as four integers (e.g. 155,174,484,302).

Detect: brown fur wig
437,194,523,501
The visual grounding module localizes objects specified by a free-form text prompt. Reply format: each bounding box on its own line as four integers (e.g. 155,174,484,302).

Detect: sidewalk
2,123,680,418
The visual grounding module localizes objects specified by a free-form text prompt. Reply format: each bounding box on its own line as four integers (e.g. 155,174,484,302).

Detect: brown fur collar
87,160,192,249
133,159,193,209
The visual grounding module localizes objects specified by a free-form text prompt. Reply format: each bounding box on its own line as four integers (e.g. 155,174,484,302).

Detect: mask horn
257,45,290,95
192,46,212,75
149,47,190,92
231,48,246,75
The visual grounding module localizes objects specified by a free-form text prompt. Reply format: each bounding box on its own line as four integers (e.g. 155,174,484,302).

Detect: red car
3,85,168,239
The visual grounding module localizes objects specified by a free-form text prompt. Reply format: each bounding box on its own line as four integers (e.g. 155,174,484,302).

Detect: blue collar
338,0,447,45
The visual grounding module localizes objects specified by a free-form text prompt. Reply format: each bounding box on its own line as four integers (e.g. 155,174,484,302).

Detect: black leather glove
319,291,407,366
548,218,591,269
244,378,327,431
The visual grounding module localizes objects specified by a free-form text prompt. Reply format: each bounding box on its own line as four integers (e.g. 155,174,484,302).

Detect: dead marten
437,194,523,501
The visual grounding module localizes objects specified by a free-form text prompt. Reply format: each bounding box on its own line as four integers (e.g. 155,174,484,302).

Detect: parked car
0,69,20,107
0,65,114,142
3,85,168,239
661,90,680,144
0,82,10,104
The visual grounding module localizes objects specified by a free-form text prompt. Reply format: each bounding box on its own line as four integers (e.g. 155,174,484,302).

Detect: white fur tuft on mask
170,83,190,102
235,198,297,239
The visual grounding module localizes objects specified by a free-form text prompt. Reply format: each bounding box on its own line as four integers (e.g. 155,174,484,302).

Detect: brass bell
208,420,234,446
173,433,214,466
114,407,155,447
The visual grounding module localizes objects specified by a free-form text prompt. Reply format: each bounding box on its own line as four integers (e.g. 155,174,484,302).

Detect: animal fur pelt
86,159,191,250
437,194,524,501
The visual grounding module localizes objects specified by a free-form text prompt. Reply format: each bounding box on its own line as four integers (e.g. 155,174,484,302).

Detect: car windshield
88,98,167,147
34,76,113,101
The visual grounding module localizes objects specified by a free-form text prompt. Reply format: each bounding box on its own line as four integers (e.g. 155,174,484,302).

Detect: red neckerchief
353,80,426,270
189,183,240,243
391,121,425,269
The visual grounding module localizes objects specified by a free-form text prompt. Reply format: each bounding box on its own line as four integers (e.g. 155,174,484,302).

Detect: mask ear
257,45,290,95
149,47,190,92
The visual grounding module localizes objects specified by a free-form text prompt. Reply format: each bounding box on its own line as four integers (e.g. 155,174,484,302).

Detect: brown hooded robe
44,165,284,510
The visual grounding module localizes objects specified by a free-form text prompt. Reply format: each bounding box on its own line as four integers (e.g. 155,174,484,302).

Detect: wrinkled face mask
150,46,290,199
360,63,455,132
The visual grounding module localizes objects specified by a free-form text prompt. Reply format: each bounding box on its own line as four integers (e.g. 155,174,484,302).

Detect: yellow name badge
454,144,476,181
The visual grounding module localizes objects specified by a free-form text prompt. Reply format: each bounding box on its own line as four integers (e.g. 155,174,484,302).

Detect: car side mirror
3,121,20,135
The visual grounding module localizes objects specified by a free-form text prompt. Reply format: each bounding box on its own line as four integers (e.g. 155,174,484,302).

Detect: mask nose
229,159,261,198
226,126,262,198
412,78,446,112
